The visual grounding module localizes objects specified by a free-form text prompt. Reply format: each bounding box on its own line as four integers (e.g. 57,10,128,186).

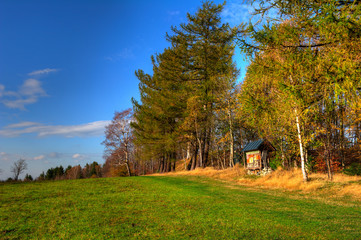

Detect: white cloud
48,152,61,158
3,96,38,110
221,1,255,26
19,79,47,96
221,0,279,27
0,120,111,138
72,153,86,163
28,68,58,76
0,152,10,161
0,79,47,110
34,155,45,160
0,84,4,97
167,10,180,16
0,68,57,110
106,48,135,61
5,122,40,129
72,153,83,159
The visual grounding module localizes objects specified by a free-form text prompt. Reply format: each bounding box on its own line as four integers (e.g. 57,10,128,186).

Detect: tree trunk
326,134,334,181
295,108,308,182
228,104,234,168
197,137,203,168
280,138,285,169
243,152,246,169
186,142,190,170
151,159,154,174
223,148,226,169
203,128,211,167
124,149,131,177
191,144,198,170
164,155,169,173
160,157,165,173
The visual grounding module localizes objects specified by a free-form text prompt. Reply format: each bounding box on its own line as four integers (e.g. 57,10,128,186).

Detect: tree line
101,1,361,180
238,0,361,181
3,159,128,182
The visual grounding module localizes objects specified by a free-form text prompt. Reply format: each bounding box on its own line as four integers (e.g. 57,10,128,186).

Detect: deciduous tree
237,0,361,180
103,109,134,176
11,159,27,181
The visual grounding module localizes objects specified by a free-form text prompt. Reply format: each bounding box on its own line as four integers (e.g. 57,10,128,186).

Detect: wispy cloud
20,79,46,96
0,152,9,161
48,152,62,158
28,68,58,76
222,0,279,27
167,10,180,16
72,153,85,160
0,68,58,110
1,77,49,110
221,1,255,26
0,85,4,97
0,120,111,138
5,122,40,129
34,155,45,160
105,48,135,61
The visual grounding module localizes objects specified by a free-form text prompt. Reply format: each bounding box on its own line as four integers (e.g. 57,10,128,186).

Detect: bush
269,153,283,170
6,177,13,182
343,163,361,176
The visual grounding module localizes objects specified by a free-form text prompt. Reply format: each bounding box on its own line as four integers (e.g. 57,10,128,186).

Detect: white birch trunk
295,108,308,182
186,142,190,159
228,101,234,168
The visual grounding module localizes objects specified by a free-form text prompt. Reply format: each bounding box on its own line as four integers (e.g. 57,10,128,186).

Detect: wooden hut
242,139,276,172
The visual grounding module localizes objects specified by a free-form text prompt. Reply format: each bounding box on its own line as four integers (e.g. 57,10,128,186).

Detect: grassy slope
1,176,361,239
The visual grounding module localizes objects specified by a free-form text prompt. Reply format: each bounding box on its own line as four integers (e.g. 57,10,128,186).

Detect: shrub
343,163,361,176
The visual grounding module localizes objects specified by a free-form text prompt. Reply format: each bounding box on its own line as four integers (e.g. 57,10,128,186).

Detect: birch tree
103,109,133,177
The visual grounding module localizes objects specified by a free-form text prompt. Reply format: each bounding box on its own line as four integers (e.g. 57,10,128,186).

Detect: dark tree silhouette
11,159,27,181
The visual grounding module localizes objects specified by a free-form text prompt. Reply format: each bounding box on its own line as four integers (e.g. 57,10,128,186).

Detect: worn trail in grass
1,176,361,239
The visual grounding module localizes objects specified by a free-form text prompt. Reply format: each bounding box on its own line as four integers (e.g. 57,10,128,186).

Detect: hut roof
242,139,275,152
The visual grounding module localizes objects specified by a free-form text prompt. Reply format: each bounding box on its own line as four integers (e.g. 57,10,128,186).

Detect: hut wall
246,150,261,169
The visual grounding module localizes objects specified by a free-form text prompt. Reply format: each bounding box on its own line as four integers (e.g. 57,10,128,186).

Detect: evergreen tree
132,1,238,171
166,1,238,168
24,174,33,181
132,47,186,172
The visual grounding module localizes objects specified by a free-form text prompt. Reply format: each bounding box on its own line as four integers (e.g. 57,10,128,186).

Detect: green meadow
1,176,361,239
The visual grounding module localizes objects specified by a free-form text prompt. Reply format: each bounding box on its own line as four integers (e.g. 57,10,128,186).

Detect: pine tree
132,1,238,171
132,46,187,172
167,1,238,168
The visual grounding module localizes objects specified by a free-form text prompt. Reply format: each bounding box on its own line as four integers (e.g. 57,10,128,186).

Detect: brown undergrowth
153,164,361,201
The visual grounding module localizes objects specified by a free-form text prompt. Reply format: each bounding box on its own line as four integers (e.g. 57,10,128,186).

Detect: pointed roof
242,140,264,152
242,139,276,152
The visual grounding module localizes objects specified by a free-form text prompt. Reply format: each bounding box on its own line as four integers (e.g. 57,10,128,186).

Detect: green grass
1,176,361,239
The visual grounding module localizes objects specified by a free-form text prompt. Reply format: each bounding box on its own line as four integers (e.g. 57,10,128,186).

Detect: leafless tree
65,165,82,179
11,159,27,181
102,109,133,177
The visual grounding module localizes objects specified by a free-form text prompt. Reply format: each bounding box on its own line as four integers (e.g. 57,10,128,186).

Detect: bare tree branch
11,159,27,181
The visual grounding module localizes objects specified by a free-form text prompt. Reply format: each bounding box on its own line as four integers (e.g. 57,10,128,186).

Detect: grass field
1,176,361,239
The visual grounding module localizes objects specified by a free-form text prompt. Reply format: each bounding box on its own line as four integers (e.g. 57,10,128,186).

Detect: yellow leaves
217,132,230,144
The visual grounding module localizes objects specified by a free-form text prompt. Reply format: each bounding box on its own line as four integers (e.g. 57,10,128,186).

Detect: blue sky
0,0,252,180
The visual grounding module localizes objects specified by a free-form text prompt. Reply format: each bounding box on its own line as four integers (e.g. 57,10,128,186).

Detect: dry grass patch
154,164,246,182
154,163,361,201
239,168,324,192
339,184,361,200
